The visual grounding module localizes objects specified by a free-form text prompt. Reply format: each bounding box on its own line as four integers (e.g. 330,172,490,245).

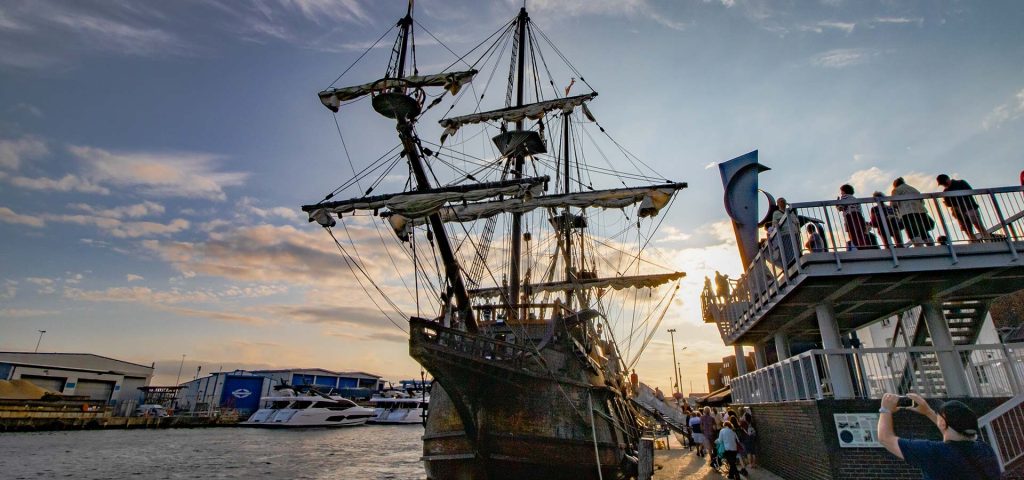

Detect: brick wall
745,397,1008,480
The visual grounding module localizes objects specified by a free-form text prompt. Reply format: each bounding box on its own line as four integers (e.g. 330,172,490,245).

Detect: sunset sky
1,0,1022,391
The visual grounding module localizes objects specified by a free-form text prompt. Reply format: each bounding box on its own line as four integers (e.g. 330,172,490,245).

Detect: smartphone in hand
897,396,916,409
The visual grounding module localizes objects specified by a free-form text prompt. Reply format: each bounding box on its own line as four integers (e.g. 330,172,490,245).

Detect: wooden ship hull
410,318,639,480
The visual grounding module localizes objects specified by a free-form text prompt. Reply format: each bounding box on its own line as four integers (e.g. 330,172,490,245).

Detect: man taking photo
877,392,1000,479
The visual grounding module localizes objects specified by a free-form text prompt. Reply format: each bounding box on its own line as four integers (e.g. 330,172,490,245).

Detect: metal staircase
893,300,990,395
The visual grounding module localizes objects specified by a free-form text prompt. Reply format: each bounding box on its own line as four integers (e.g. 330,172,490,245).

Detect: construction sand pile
0,379,54,400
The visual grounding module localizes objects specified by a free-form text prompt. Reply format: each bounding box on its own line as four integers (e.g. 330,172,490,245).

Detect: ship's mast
394,0,476,332
562,111,572,309
508,7,528,321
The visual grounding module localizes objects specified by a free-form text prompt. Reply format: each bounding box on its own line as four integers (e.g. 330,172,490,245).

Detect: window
291,401,312,409
723,375,731,386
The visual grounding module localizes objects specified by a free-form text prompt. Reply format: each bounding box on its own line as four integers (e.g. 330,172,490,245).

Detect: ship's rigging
301,3,688,477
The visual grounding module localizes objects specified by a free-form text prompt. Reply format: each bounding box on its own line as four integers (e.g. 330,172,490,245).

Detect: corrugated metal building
178,368,385,416
0,352,153,408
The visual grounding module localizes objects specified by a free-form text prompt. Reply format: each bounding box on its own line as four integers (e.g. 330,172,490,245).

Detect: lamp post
677,346,688,396
34,330,46,352
175,354,186,385
667,329,681,395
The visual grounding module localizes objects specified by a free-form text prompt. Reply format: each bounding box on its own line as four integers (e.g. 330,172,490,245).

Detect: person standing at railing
869,191,905,248
715,271,731,300
804,223,826,252
877,393,1000,480
772,197,801,263
937,174,991,242
891,177,936,247
838,184,876,249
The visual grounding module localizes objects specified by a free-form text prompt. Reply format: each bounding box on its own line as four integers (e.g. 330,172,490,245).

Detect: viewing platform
702,185,1024,346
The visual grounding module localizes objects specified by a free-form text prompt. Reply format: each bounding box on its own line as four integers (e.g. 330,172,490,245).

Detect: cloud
0,135,47,170
68,201,165,219
810,48,877,68
237,197,300,221
125,274,144,282
25,277,56,294
0,308,58,317
982,88,1024,130
0,206,45,227
844,166,934,195
278,0,372,25
521,0,685,30
873,17,923,26
50,12,186,56
9,103,43,118
43,214,189,238
7,174,111,194
816,21,855,34
68,146,248,201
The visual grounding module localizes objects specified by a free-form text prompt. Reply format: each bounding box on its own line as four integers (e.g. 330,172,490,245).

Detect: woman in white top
718,420,742,479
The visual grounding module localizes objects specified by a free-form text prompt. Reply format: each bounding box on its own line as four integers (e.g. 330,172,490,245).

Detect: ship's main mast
508,7,529,322
391,1,477,331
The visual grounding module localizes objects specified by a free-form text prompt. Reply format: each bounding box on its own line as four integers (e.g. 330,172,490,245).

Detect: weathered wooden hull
410,318,638,480
422,383,624,480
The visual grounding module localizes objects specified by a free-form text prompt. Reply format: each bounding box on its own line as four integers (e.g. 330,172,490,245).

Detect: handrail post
823,210,842,270
931,197,958,264
1001,343,1024,395
875,197,900,267
989,192,1019,260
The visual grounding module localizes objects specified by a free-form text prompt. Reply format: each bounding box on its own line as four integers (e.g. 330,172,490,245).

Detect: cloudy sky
1,0,1022,390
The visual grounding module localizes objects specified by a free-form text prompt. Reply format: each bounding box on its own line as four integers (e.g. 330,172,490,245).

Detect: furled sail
438,93,598,142
467,272,686,299
319,70,478,112
382,182,686,236
303,176,548,227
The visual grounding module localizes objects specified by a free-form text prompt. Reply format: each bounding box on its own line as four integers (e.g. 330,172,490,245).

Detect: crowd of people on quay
676,403,757,479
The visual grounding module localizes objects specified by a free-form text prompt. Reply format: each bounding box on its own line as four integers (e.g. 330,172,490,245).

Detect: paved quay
654,436,784,480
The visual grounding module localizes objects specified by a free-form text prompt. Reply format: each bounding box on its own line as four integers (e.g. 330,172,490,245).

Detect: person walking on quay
877,393,1000,480
937,174,990,242
700,406,717,461
891,177,935,246
739,413,757,469
689,411,705,456
718,420,744,479
869,191,904,248
837,184,874,249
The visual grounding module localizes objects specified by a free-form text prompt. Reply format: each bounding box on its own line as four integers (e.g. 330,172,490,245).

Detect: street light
677,347,688,395
34,330,46,352
175,354,186,385
667,329,680,395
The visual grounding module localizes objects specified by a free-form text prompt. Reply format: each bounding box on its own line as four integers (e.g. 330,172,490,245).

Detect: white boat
243,388,375,428
368,394,429,425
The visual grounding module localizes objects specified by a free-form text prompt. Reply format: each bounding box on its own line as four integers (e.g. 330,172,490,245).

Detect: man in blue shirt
877,393,1000,480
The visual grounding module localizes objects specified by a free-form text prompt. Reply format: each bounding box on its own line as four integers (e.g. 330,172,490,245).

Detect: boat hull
410,319,637,480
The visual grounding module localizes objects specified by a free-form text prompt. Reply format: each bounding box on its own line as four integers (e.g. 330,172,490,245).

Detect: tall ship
302,2,686,478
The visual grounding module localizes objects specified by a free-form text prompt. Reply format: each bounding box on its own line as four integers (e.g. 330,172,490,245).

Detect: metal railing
731,343,1024,404
980,393,1024,473
701,186,1024,340
410,317,530,369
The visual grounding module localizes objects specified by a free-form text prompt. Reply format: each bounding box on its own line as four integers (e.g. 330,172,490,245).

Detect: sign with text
834,413,882,448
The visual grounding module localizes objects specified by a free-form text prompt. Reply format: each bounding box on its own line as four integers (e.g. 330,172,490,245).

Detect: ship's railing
730,342,1024,404
410,317,531,368
701,186,1024,340
979,393,1024,473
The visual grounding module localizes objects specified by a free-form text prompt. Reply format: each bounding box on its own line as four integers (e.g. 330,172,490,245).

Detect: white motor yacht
368,394,429,424
243,388,374,428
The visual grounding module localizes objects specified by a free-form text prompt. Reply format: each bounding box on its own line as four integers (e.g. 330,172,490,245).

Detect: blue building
177,368,384,416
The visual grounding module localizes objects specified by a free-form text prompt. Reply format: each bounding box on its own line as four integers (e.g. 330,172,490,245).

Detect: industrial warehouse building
178,368,384,416
0,352,153,411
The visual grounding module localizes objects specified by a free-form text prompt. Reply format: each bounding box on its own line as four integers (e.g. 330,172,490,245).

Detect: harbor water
0,425,424,479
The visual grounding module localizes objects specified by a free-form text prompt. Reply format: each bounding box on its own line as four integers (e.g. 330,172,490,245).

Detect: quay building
0,352,153,413
701,151,1024,479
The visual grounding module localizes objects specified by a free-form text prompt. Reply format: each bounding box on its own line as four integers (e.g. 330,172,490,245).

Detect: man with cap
877,392,1000,479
